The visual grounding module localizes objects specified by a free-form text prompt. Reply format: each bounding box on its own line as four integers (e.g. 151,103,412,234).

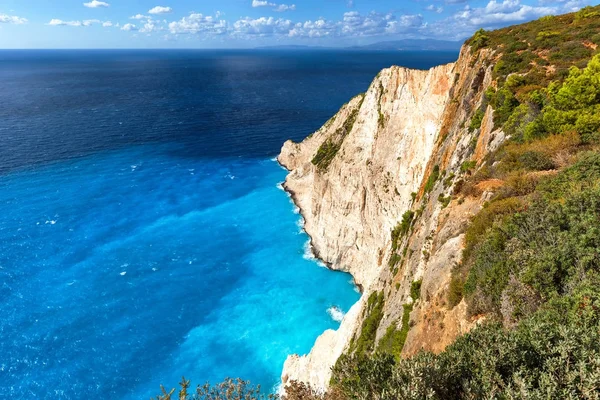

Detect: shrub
468,109,485,132
423,165,440,194
330,279,600,400
410,280,422,301
350,291,385,355
470,29,490,52
391,210,415,252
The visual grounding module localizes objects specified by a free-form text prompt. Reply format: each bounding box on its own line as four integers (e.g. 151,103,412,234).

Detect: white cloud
121,23,138,31
149,6,173,15
102,21,113,27
168,13,228,34
424,0,560,39
130,14,149,20
48,18,101,27
341,11,423,36
289,18,337,37
83,0,110,8
426,5,444,13
230,10,423,39
233,16,294,36
252,0,296,12
0,14,27,24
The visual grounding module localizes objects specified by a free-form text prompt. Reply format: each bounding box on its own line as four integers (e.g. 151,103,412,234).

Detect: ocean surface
0,49,458,399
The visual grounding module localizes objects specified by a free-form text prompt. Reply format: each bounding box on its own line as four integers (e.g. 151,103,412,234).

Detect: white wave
276,182,285,191
120,271,127,276
45,220,57,225
66,281,76,286
303,240,326,268
327,306,345,323
296,216,305,233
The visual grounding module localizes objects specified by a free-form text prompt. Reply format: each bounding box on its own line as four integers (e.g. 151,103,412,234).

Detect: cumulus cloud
149,6,173,15
130,14,148,20
252,0,296,12
230,10,424,39
83,0,109,8
425,0,560,39
426,5,444,13
341,11,423,36
0,14,27,24
168,13,228,34
48,19,102,27
102,21,113,27
121,23,138,31
233,16,294,36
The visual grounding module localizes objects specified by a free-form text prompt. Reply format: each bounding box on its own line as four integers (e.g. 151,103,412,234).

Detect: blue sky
0,0,595,48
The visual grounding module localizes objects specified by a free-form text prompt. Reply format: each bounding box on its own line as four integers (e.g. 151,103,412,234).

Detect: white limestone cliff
278,45,502,392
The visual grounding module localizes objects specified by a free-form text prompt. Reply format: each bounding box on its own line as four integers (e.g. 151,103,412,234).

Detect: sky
0,0,595,48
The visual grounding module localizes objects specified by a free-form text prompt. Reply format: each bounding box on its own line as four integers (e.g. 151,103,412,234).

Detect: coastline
276,157,366,392
279,168,365,294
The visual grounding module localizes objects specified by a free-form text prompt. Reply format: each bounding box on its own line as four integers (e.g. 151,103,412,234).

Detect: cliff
278,44,503,390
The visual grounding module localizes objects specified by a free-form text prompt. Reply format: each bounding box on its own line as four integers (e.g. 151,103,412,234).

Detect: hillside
156,5,600,399
280,5,600,399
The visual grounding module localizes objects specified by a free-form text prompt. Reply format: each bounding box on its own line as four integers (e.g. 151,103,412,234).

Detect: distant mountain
255,39,462,52
347,39,462,51
255,45,330,50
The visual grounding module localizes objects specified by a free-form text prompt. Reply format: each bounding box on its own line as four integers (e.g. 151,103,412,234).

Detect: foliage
350,291,385,355
423,165,440,194
376,304,412,362
312,94,364,170
468,109,485,132
154,377,274,400
463,156,600,319
390,210,415,253
410,280,422,301
329,280,600,400
469,28,490,52
460,160,477,173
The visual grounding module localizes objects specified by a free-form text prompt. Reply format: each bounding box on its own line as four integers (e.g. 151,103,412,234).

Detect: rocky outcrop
278,45,503,392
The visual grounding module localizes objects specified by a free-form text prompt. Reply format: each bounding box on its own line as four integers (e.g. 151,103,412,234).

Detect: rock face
278,45,502,391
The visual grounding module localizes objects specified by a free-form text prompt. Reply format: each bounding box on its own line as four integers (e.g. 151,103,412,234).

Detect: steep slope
278,6,600,393
278,45,498,390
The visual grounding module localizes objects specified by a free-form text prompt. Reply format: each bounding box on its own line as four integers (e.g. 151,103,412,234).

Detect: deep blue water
0,50,458,399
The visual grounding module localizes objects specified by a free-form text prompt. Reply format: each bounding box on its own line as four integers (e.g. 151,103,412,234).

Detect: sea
0,49,458,399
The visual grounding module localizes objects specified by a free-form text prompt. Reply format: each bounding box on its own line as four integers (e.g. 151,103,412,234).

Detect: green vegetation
327,9,600,399
378,82,385,129
469,28,489,53
159,8,600,399
460,160,477,173
349,291,385,356
468,108,485,131
154,377,275,400
328,281,600,399
390,210,415,252
463,154,600,319
423,164,440,194
312,94,364,170
410,279,422,301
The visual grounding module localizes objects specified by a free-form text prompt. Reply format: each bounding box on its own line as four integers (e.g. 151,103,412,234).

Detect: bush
423,165,440,194
470,29,490,52
330,279,600,400
350,292,385,355
469,109,485,132
391,210,415,252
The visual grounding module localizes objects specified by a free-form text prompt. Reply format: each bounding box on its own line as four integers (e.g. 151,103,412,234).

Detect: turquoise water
0,50,458,398
0,145,359,398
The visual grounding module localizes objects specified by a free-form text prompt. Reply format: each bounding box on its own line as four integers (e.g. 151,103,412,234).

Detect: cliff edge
278,44,503,391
